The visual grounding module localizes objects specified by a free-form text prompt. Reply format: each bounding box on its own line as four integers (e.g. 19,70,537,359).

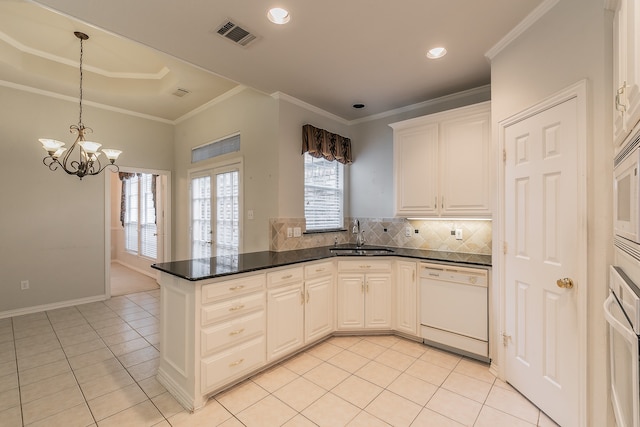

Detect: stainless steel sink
330,247,395,256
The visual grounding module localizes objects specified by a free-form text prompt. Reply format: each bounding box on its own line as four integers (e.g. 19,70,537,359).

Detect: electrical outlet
287,227,293,238
247,210,254,220
293,227,302,237
455,229,463,240
20,280,29,290
405,226,412,237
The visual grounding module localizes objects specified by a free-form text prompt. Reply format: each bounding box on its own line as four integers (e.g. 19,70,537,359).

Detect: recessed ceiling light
268,7,290,24
426,47,447,59
353,103,365,109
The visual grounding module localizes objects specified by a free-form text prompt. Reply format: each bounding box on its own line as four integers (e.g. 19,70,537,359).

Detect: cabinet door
267,283,304,361
395,261,418,336
304,276,334,343
393,123,439,216
337,274,365,329
439,109,491,216
364,273,392,329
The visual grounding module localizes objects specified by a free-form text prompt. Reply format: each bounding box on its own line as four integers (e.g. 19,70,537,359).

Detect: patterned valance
302,124,352,164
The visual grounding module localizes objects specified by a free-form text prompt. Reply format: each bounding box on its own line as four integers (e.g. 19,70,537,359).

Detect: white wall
490,1,612,425
0,85,173,314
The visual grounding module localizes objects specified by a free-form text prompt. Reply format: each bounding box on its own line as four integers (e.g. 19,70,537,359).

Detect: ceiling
1,0,544,123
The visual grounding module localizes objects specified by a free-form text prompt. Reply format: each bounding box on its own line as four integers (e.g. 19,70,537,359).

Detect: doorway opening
107,167,171,297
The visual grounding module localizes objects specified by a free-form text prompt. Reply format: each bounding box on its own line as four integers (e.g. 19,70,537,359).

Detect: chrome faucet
353,219,365,248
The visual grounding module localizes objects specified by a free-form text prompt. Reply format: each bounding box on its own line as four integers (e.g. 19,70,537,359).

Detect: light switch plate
455,229,463,240
287,227,293,238
293,227,302,237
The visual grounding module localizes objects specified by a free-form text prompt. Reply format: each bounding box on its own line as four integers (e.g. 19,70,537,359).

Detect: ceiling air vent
215,19,259,47
172,88,190,98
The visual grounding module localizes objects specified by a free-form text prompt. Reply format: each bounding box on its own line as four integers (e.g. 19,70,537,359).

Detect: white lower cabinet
267,282,304,361
304,274,334,343
395,261,418,336
337,260,392,330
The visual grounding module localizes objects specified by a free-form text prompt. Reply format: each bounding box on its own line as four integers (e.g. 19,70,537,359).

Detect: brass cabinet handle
229,358,244,367
229,304,245,311
229,328,245,336
306,290,310,303
315,268,325,272
281,274,293,280
229,285,244,291
556,278,574,289
300,291,304,305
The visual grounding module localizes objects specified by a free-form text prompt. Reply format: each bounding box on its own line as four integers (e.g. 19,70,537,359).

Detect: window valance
302,124,352,164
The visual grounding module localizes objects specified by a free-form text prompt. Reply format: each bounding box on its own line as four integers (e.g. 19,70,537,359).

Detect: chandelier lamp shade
39,31,122,179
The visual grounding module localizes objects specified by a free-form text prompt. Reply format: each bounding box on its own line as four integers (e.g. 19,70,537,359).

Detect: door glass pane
216,170,239,257
140,174,157,259
124,176,139,253
191,175,212,259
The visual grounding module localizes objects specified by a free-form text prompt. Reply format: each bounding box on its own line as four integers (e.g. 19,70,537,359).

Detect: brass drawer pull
281,274,293,280
229,328,245,336
229,285,244,291
229,358,244,367
229,304,245,311
315,268,325,272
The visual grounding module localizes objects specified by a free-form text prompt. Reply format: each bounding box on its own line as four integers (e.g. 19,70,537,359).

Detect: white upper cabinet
613,0,640,150
390,102,491,218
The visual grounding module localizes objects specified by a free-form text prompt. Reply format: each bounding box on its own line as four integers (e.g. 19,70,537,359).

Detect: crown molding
175,85,248,124
485,0,561,61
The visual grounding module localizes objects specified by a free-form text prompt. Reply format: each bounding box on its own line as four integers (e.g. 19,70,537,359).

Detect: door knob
556,278,574,289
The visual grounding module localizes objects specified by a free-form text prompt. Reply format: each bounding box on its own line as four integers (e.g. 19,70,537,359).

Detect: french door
190,163,241,259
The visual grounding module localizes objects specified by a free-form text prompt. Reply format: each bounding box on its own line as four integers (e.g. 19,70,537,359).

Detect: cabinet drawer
201,291,264,326
202,274,265,304
201,336,265,394
266,267,304,288
304,261,333,279
338,260,392,272
201,310,265,357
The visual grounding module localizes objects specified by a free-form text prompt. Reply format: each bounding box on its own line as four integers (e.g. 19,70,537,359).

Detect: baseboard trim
0,294,108,320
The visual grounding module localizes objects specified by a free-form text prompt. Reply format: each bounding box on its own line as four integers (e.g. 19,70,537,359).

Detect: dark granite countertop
151,245,492,282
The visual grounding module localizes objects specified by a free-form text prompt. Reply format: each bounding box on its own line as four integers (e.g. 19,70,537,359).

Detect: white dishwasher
420,263,489,362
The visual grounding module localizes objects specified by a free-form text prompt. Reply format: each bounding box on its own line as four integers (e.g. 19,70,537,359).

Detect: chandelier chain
78,36,84,128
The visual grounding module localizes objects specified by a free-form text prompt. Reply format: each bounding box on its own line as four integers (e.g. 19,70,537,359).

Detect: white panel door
267,284,304,361
504,97,581,427
395,261,418,336
304,276,334,343
364,274,392,329
337,275,365,329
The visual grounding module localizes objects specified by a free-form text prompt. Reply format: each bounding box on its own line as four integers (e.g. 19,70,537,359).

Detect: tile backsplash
269,217,492,255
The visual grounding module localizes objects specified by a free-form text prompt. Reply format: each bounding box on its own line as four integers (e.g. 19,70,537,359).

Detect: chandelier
39,31,122,179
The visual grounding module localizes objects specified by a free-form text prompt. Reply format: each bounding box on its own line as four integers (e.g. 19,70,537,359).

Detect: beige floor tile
442,371,492,403
79,368,135,400
15,336,60,358
21,385,85,425
0,405,22,427
89,317,127,332
237,395,297,426
0,341,15,354
14,326,55,341
95,323,134,339
145,333,160,347
365,390,422,427
101,329,141,346
127,316,158,329
282,414,318,427
167,399,233,427
453,358,495,384
390,339,427,358
151,391,185,418
216,380,269,414
303,362,350,390
347,411,391,427
0,388,20,412
17,348,66,372
68,347,115,370
50,317,89,332
126,357,159,382
62,338,107,358
136,324,159,337
57,330,101,347
387,372,438,406
120,311,153,322
327,349,369,373
117,345,159,368
375,348,416,371
73,358,124,384
305,341,343,361
282,352,323,375
138,376,168,399
405,359,451,386
355,360,401,388
348,340,386,359
216,417,245,427
0,372,17,394
97,400,164,427
332,375,383,408
108,337,149,356
18,359,71,386
426,388,483,426
27,403,94,427
251,364,298,393
475,405,537,427
87,383,147,421
54,324,95,338
0,332,13,346
362,335,400,348
484,385,540,424
273,376,326,411
538,411,561,426
302,392,360,427
411,408,464,426
20,371,77,403
0,350,14,365
326,335,362,349
420,347,463,370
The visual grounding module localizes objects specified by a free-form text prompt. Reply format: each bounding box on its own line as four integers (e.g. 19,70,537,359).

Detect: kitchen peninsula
151,246,491,411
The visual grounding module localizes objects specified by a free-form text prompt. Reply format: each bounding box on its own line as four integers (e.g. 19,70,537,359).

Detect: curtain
302,124,352,164
118,172,159,226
